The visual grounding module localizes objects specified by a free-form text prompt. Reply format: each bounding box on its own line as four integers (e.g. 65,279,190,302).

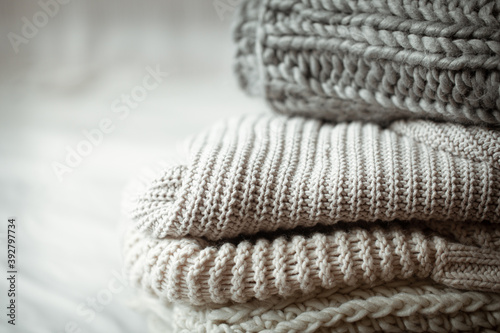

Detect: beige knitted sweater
123,219,500,305
128,114,500,241
124,114,500,332
136,279,500,333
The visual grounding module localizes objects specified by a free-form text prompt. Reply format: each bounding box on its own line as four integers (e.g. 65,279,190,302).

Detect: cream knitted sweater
123,219,500,305
137,279,500,333
233,0,500,125
128,114,500,241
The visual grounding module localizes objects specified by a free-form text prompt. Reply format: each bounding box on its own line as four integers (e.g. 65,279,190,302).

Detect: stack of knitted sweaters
123,1,500,332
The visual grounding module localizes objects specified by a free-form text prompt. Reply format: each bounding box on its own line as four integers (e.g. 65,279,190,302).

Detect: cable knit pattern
233,0,500,124
128,114,500,241
123,221,500,305
137,279,500,333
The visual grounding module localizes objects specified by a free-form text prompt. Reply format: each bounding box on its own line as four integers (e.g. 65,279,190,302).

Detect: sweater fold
123,220,500,305
127,115,500,241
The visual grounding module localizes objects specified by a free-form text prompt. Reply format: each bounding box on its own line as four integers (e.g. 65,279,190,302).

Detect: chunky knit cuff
233,0,500,125
127,115,500,241
123,221,500,305
137,279,500,333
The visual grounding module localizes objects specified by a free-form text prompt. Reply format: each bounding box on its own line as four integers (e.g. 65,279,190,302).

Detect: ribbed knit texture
136,279,500,333
233,0,500,125
128,114,500,241
123,220,500,305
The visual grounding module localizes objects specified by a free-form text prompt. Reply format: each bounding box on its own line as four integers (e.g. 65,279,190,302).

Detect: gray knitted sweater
234,0,500,125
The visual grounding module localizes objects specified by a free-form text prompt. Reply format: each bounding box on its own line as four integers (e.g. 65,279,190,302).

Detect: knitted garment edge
133,279,500,333
123,219,500,305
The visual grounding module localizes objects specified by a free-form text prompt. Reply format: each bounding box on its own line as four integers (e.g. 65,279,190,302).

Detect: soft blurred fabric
0,1,263,332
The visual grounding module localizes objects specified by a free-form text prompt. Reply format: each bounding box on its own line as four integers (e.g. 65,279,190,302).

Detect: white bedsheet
0,1,264,331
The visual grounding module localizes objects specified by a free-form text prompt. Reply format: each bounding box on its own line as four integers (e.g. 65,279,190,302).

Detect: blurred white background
0,1,263,332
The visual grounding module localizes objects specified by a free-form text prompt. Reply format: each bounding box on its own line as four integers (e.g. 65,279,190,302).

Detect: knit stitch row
123,221,500,305
234,0,500,124
137,279,500,333
128,115,500,241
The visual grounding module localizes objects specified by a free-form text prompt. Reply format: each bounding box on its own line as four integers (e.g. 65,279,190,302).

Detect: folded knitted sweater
233,0,500,125
123,219,500,305
135,279,500,333
128,114,500,241
124,114,500,332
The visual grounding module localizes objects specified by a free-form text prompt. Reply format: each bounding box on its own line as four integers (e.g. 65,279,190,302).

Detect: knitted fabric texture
136,279,500,333
233,0,500,125
123,220,500,305
127,114,500,241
